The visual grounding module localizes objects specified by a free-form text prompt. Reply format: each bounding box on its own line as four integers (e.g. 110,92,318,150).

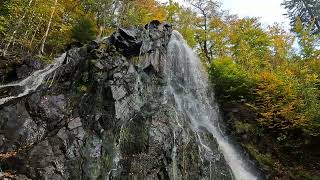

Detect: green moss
289,170,318,180
79,85,88,92
234,121,254,134
75,82,88,92
119,127,130,142
99,43,110,50
36,55,54,63
120,117,149,156
85,160,102,179
44,79,56,86
130,56,141,65
102,154,113,170
244,144,276,172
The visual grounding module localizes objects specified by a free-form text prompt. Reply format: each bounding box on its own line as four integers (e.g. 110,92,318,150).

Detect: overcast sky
222,0,290,28
159,0,290,29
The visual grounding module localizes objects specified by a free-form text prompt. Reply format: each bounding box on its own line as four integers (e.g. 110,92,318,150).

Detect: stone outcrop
0,21,233,179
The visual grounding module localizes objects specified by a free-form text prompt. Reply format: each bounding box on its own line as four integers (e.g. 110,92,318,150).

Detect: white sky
159,0,290,30
221,0,290,29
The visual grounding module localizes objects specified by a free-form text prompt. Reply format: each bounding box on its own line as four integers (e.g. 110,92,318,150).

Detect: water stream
0,53,66,105
0,30,261,179
166,30,258,180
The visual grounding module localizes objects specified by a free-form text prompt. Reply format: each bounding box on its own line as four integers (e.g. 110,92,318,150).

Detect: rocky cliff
0,21,236,179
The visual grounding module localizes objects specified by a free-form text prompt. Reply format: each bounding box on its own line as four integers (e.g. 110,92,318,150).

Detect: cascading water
0,53,66,105
165,30,258,180
0,25,263,179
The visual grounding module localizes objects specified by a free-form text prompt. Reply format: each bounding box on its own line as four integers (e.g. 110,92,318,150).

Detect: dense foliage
204,2,320,178
208,18,320,135
0,0,166,56
282,0,320,34
71,16,98,43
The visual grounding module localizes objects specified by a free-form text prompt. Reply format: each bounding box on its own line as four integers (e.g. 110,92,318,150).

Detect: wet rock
38,95,66,122
28,59,44,70
25,140,67,179
65,41,83,51
145,20,162,29
0,21,234,180
67,117,82,130
110,28,142,57
109,21,171,59
0,103,46,152
93,61,104,70
16,65,32,79
0,134,4,147
111,85,127,101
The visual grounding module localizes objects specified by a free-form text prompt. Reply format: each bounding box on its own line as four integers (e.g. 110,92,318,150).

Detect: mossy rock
120,115,149,156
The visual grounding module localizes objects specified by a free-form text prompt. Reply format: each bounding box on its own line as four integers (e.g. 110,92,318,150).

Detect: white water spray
166,30,258,180
0,53,66,105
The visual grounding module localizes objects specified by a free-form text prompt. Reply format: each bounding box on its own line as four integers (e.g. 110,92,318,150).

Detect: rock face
0,55,45,84
0,21,233,179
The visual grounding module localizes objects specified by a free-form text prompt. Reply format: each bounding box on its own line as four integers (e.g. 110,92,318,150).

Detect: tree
0,0,9,37
71,16,98,43
294,18,320,59
0,0,89,56
164,0,180,24
282,0,320,34
268,23,295,67
81,0,116,37
40,0,58,54
228,18,271,70
120,0,166,27
2,0,34,56
164,1,198,47
188,0,221,63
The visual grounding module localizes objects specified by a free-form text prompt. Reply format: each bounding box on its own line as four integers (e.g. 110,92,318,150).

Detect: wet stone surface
0,22,235,180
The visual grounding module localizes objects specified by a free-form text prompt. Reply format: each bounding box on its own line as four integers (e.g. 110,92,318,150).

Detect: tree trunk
2,0,33,56
30,22,41,48
190,1,211,63
98,26,104,39
40,0,58,54
203,14,211,63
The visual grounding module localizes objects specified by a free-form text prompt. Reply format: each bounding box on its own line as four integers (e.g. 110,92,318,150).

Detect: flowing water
0,53,66,105
0,30,260,179
166,30,258,180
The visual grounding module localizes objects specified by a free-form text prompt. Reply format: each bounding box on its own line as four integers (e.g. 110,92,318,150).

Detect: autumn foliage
208,14,320,178
0,0,166,56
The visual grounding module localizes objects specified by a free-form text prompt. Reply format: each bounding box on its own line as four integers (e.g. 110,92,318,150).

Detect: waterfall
0,53,66,105
0,28,261,179
166,30,258,180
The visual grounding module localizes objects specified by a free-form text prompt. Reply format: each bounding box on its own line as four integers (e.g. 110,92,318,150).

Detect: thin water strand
0,53,66,105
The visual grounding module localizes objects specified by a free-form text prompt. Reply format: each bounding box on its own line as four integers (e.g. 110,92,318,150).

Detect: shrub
71,16,97,43
208,56,255,102
254,71,307,130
